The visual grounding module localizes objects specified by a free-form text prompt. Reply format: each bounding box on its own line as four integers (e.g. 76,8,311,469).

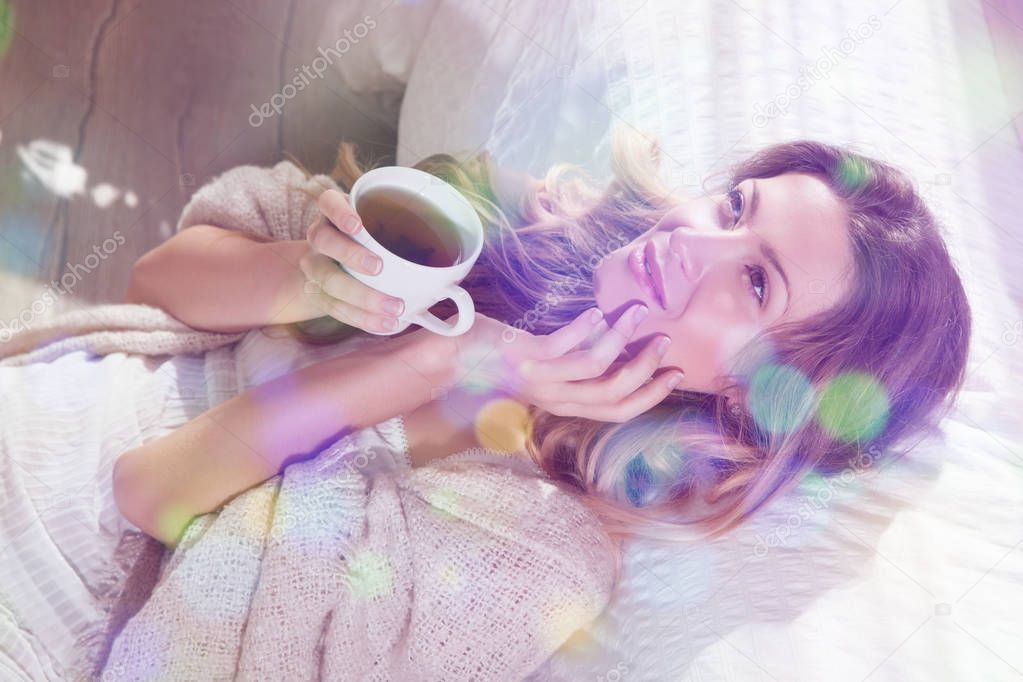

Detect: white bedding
325,0,1023,679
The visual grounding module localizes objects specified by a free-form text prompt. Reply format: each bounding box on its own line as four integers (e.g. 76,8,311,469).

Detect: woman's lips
645,238,666,309
628,242,665,309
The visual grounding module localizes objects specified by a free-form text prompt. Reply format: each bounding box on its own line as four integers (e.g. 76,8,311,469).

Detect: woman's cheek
659,312,757,392
657,320,720,391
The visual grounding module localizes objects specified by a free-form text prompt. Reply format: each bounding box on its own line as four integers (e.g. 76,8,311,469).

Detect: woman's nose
668,226,751,283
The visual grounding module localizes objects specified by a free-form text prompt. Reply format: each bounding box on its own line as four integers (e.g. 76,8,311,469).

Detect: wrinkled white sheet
387,1,1023,679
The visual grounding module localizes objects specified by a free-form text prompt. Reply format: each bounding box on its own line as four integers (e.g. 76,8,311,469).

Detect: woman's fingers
523,303,647,383
303,192,411,335
537,307,604,358
543,368,684,423
316,189,363,236
301,287,401,334
307,214,383,277
548,334,673,406
298,251,405,320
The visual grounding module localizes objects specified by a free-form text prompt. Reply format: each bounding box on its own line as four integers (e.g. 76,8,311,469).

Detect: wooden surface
0,0,398,325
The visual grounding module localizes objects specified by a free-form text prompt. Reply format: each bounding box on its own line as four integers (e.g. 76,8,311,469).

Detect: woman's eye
746,265,768,307
727,188,744,226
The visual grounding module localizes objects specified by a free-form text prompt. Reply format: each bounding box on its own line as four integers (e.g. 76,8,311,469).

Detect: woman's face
593,172,855,394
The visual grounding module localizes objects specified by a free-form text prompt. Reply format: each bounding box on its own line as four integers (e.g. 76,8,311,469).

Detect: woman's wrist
114,324,458,544
390,326,461,395
261,239,329,326
345,316,484,405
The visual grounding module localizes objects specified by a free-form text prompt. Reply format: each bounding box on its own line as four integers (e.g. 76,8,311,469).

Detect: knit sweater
0,161,617,680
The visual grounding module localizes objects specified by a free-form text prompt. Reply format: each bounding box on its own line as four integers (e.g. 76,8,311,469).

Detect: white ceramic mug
343,166,483,336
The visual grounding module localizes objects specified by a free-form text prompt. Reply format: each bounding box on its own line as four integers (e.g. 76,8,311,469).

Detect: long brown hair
281,131,971,595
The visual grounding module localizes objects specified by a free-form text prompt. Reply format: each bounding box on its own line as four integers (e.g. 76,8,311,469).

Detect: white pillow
397,2,1023,682
396,1,614,178
315,0,441,123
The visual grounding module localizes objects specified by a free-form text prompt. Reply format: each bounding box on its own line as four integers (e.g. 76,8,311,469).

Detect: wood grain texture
0,0,397,326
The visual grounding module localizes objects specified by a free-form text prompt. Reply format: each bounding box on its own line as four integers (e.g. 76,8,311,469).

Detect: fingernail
343,215,363,234
633,304,649,323
381,317,398,331
667,371,684,389
588,307,603,324
362,254,381,275
381,298,404,315
656,336,671,355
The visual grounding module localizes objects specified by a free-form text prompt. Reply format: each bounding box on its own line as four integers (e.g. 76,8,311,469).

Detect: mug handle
413,284,475,336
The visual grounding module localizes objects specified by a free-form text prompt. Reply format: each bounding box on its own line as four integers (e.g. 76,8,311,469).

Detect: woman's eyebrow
750,180,791,314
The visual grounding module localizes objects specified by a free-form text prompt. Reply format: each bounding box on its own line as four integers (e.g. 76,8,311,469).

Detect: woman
1,128,970,678
119,127,970,547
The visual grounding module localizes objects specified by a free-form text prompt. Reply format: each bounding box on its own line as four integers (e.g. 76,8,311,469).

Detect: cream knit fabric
0,160,617,680
0,303,246,368
101,427,616,680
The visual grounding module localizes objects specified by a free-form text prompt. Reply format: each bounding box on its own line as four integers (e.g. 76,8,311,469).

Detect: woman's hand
451,303,685,423
297,189,408,334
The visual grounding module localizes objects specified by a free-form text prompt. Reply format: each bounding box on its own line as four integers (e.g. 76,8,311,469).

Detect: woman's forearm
113,327,456,547
125,225,325,333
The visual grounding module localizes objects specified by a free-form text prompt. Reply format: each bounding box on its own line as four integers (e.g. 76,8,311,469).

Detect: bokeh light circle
425,486,464,520
431,559,467,594
0,1,14,62
835,154,872,192
344,549,395,602
816,371,889,443
536,596,595,653
474,397,533,453
746,363,815,434
623,452,655,507
155,502,196,545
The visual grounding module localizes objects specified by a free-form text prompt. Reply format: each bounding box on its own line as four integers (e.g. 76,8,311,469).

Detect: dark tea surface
356,189,464,268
